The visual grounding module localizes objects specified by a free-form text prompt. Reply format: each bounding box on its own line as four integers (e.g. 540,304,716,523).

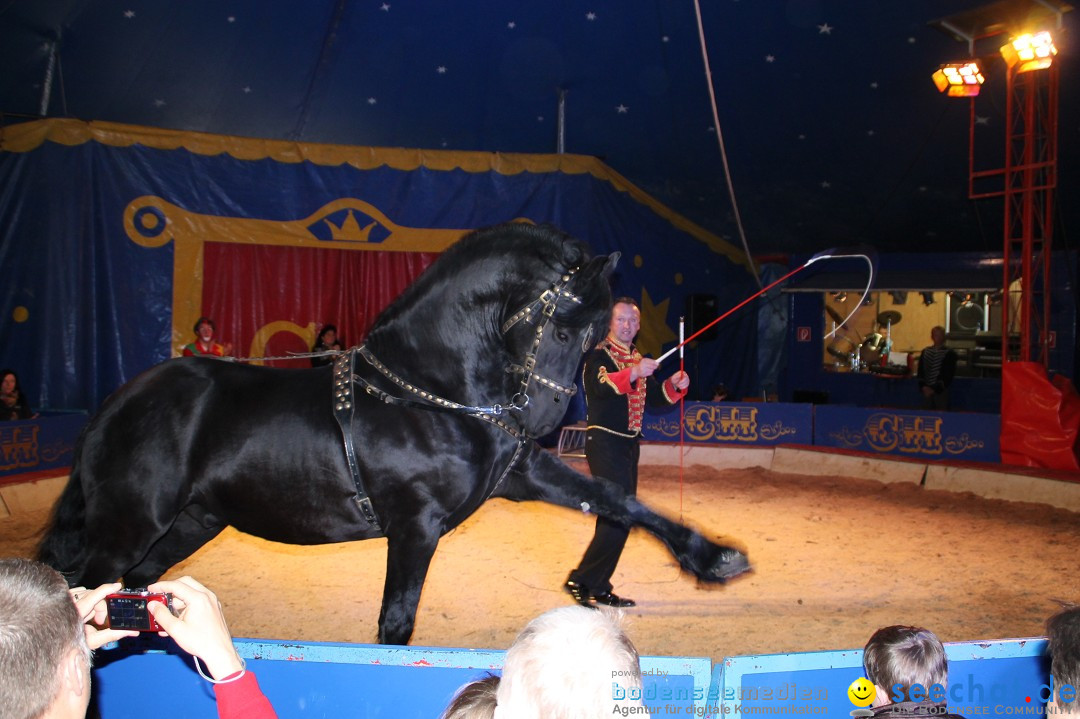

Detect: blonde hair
441,674,498,719
494,606,642,719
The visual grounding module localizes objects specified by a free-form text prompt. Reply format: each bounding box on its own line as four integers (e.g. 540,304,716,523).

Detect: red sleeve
182,346,195,357
662,377,688,403
599,366,635,394
213,671,278,719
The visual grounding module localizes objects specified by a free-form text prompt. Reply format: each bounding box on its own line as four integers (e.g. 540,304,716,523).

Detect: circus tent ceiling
1,0,1076,258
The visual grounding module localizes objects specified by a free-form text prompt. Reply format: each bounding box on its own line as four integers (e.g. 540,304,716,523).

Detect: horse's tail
36,438,89,586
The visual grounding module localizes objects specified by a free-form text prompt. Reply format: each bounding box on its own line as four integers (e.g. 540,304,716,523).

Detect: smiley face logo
848,677,876,707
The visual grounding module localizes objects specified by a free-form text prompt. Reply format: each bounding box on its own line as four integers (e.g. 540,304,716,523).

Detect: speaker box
684,294,719,342
947,293,988,336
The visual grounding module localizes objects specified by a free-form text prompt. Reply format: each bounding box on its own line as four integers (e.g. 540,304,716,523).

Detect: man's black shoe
563,580,594,607
590,591,636,608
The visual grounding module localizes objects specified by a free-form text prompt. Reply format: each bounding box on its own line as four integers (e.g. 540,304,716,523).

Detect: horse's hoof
711,548,752,582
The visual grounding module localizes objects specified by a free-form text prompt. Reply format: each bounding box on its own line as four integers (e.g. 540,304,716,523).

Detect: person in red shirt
182,317,232,357
0,559,277,719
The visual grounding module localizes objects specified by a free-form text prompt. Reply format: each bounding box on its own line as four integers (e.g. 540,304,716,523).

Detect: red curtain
201,243,438,367
1000,361,1080,470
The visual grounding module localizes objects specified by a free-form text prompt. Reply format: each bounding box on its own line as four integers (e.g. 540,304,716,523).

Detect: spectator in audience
1,368,35,421
0,558,277,719
311,324,344,367
182,317,232,357
862,625,963,718
440,674,499,719
917,327,957,411
1046,605,1080,715
493,605,644,719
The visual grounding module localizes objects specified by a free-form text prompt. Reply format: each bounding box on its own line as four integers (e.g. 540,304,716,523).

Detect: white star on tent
975,116,989,125
908,37,917,44
870,81,878,89
919,186,928,192
154,99,165,107
507,21,515,29
817,23,833,34
821,180,831,188
368,97,377,105
798,134,806,140
124,9,135,18
662,35,669,42
537,116,544,122
867,130,875,136
380,3,390,11
227,16,236,23
436,66,447,74
765,54,775,62
243,86,252,93
586,12,597,21
616,104,628,113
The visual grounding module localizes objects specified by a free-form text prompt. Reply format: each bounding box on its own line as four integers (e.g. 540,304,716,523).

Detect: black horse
38,222,749,645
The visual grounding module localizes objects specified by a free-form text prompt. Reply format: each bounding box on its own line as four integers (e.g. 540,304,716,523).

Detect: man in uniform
564,297,688,608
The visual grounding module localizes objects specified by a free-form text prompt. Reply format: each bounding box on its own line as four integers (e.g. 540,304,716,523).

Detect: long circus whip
678,316,685,523
655,249,876,365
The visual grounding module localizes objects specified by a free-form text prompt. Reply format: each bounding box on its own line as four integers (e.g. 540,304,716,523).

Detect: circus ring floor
1,446,1078,660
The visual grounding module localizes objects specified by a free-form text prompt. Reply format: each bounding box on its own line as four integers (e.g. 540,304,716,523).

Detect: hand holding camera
145,576,245,682
71,582,140,649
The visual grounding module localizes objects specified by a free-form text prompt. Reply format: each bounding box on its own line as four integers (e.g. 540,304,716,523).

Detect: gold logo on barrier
828,413,985,456
0,425,39,471
646,406,800,443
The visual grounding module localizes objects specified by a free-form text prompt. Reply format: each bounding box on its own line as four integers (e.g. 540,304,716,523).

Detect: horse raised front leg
378,531,441,645
499,446,751,583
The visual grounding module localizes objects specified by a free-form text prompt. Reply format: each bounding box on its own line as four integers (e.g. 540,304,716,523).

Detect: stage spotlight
921,292,936,306
931,61,985,97
832,292,848,303
1000,31,1057,73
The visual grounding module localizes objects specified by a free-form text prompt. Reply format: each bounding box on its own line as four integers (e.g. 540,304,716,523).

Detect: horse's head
363,221,615,438
501,238,618,438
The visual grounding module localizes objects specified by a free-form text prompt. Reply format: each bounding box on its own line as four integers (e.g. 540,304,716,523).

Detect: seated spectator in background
0,559,277,719
1046,605,1080,714
493,605,643,719
311,324,344,367
183,316,232,357
440,674,499,719
862,625,963,718
1,368,35,420
711,384,729,401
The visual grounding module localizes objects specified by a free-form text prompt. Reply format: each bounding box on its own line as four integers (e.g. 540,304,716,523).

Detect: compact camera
105,589,174,632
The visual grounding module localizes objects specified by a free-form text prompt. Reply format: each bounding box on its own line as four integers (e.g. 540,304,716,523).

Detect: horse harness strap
330,268,587,509
332,351,383,533
354,345,524,440
349,346,528,498
501,267,584,408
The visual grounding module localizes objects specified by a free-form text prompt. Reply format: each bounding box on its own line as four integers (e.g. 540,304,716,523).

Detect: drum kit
826,307,902,372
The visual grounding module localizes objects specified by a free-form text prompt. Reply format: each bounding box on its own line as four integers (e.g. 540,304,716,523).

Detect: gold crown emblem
322,210,379,242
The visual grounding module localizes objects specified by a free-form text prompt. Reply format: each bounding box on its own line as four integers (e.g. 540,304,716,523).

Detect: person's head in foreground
493,605,643,719
0,558,93,719
441,674,499,719
1047,606,1080,714
863,625,948,707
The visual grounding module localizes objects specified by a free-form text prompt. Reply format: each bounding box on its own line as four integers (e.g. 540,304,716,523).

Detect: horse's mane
368,222,610,343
